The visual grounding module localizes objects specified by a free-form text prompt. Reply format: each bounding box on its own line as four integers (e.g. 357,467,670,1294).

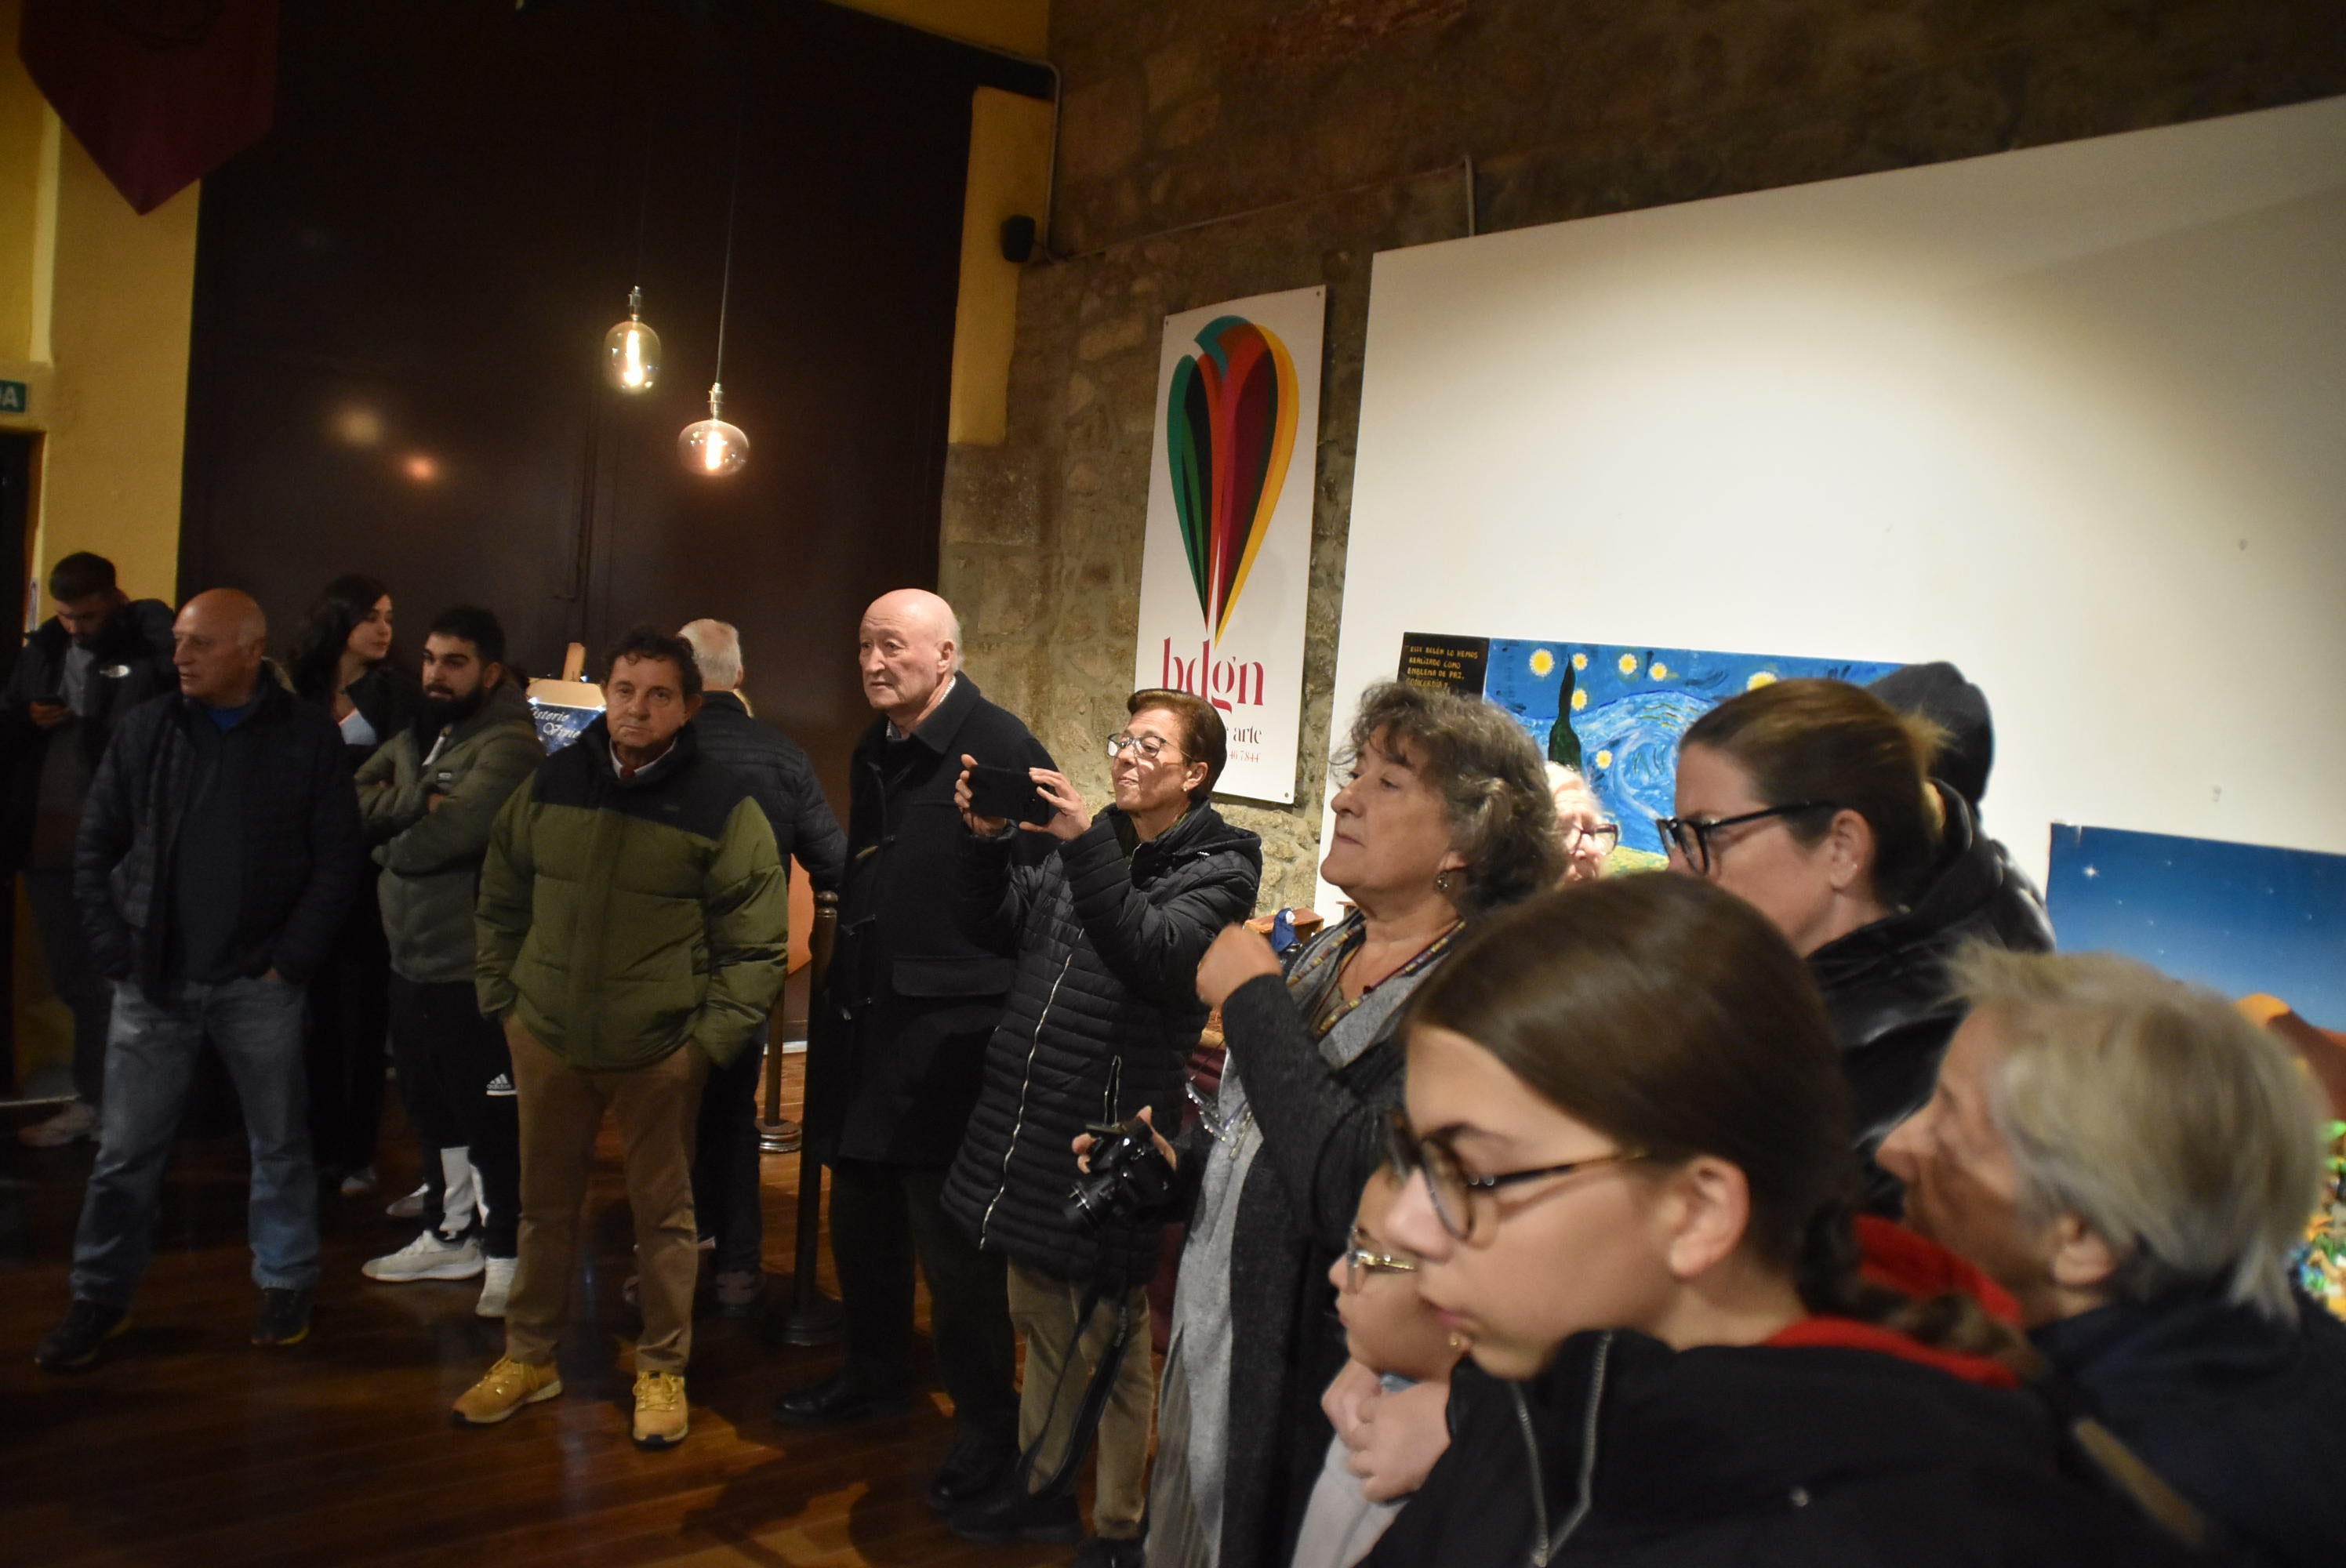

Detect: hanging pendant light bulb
601,287,662,392
678,382,749,477
681,80,752,478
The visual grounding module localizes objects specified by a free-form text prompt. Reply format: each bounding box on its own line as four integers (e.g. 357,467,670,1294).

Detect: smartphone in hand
966,763,1053,826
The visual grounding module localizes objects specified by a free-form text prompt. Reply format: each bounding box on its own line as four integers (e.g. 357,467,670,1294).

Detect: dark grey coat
1190,967,1414,1568
689,690,847,893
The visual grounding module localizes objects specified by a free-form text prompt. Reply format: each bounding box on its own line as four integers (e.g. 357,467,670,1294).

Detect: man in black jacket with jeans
677,619,847,1312
1,552,177,1147
775,589,1051,1515
35,589,363,1370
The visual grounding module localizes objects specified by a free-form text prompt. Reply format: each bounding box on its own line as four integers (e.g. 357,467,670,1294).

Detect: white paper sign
1133,286,1325,803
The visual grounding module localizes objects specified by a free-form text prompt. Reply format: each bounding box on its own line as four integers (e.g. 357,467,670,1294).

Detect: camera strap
1019,1276,1141,1501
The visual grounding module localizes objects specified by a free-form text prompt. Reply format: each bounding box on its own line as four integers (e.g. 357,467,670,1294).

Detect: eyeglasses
1563,819,1621,855
1106,731,1184,763
1651,801,1839,876
1342,1226,1419,1294
1382,1107,1645,1242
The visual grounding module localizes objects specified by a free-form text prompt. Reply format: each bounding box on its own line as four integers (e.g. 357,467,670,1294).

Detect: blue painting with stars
1481,640,1902,860
2046,825,2346,1029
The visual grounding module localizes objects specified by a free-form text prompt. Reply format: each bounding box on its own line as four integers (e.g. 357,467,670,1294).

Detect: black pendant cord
630,125,652,288
711,67,749,389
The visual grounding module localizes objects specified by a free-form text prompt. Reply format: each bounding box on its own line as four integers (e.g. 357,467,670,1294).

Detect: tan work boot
452,1356,562,1426
632,1370,689,1450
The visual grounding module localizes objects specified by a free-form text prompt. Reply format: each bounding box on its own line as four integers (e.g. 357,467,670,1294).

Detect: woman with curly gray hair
1124,682,1560,1568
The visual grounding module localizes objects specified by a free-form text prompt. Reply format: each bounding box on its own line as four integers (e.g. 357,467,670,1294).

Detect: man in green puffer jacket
353,607,544,1312
453,628,786,1452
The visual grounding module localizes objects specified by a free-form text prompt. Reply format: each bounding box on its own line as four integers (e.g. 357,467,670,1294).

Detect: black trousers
690,1025,766,1274
303,869,390,1174
387,975,520,1258
829,1156,1017,1443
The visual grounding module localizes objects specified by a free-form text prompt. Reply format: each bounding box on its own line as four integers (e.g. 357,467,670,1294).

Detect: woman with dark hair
288,574,418,1196
288,573,416,755
1661,677,2050,1201
1132,682,1561,1568
1361,875,2204,1568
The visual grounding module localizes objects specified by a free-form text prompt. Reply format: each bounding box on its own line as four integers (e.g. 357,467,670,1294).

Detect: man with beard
353,607,544,1315
2,552,177,1147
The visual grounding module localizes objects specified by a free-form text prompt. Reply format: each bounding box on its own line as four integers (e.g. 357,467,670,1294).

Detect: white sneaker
362,1229,485,1283
476,1257,518,1318
385,1183,430,1220
339,1165,380,1198
19,1101,98,1148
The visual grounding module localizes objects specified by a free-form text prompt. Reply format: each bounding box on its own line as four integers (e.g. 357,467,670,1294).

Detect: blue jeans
70,975,321,1307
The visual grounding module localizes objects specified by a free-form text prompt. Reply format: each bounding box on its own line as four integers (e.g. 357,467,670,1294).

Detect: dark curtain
178,0,1050,805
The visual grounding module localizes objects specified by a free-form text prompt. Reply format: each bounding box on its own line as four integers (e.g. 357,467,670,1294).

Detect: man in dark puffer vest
939,688,1262,1565
452,628,786,1451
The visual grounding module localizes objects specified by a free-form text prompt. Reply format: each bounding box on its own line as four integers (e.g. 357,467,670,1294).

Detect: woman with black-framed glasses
1356,875,2210,1568
1662,677,2051,1210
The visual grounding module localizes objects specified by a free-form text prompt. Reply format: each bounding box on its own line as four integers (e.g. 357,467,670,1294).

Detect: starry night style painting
2047,825,2346,1029
1480,640,1902,862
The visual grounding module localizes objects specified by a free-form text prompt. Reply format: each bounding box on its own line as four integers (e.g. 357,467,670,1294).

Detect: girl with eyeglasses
1659,677,2050,1207
1291,1167,1462,1568
1353,874,2206,1568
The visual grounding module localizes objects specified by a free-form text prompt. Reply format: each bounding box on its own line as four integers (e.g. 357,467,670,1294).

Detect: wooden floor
0,1056,1080,1567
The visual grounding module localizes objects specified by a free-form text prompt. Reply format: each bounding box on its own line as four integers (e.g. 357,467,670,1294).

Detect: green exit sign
0,379,26,415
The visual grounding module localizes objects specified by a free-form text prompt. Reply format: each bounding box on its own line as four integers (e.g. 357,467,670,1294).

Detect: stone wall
940,0,2346,915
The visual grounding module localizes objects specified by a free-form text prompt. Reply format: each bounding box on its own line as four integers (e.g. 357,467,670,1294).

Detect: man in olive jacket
453,628,786,1451
354,607,543,1308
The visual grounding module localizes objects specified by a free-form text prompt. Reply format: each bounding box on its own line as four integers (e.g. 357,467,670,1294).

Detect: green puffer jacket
358,681,546,985
475,716,786,1070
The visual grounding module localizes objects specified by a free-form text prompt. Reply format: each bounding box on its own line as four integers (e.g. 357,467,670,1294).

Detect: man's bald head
858,588,962,731
173,588,270,707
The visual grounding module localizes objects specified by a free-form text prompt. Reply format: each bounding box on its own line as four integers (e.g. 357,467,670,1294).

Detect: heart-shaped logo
1166,315,1299,646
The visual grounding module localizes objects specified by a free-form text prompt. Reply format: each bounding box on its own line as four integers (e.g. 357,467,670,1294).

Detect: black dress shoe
927,1432,1020,1514
771,1369,911,1428
946,1472,1082,1544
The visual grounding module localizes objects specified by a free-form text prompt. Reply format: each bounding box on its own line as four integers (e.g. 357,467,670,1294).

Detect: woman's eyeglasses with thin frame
1382,1106,1646,1241
1342,1226,1418,1294
1106,731,1185,764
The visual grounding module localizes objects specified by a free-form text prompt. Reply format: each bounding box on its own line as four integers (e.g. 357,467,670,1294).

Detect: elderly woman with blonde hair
1544,762,1617,884
1881,948,2346,1568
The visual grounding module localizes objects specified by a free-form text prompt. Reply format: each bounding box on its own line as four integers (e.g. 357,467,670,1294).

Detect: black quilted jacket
939,803,1261,1284
688,691,847,892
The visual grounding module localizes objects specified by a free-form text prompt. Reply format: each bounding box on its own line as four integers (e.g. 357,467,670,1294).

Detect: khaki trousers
1008,1258,1156,1539
503,1023,707,1375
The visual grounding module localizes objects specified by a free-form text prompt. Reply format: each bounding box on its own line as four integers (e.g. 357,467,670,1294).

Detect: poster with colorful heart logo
1134,286,1326,803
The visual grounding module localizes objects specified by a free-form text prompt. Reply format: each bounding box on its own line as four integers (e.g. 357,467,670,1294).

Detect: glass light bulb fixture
678,383,749,477
601,286,662,393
